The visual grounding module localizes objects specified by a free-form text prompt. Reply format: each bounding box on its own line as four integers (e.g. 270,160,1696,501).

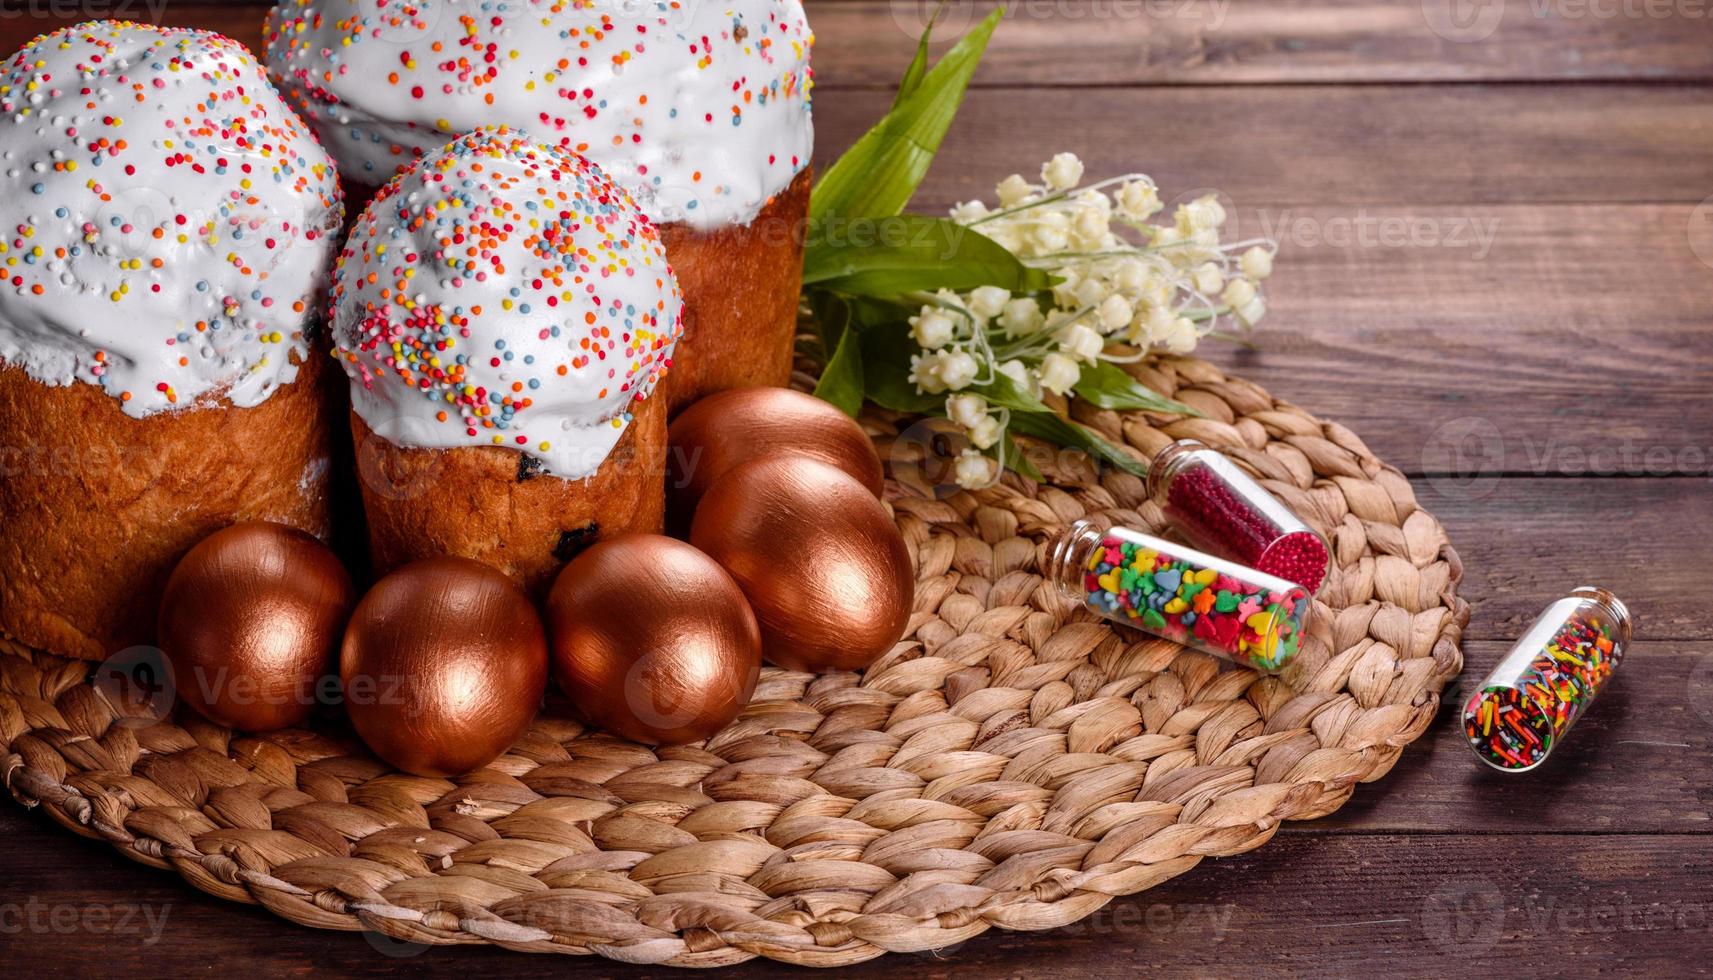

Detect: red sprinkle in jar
1146,439,1330,592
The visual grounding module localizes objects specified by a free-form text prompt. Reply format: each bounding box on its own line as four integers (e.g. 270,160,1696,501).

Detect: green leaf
807,290,849,359
860,323,941,414
893,5,938,109
1073,360,1200,416
810,7,1003,221
1009,410,1148,477
998,429,1044,482
813,319,865,417
803,215,1052,296
972,366,1051,414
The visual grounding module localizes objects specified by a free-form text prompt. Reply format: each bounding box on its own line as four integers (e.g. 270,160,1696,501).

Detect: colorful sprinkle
1463,592,1629,772
262,0,814,230
1153,440,1330,591
331,126,681,480
1063,523,1312,673
0,22,341,417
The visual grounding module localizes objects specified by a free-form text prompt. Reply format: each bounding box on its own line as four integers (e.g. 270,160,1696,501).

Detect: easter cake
265,0,814,409
0,22,344,660
331,126,681,592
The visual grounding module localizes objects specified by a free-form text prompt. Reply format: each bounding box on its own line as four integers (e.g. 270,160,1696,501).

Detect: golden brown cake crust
350,390,668,596
0,354,336,661
658,168,810,412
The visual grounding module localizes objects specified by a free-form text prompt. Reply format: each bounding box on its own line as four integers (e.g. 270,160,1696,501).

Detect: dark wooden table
4,2,1710,975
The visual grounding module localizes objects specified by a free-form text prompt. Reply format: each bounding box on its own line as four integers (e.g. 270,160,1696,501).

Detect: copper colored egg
546,534,761,745
667,387,883,529
158,521,354,732
690,456,913,673
340,556,548,776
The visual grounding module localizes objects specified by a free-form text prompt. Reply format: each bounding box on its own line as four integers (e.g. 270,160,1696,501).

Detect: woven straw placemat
0,354,1466,967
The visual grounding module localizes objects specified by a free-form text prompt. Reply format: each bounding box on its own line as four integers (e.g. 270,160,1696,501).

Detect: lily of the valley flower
893,152,1276,475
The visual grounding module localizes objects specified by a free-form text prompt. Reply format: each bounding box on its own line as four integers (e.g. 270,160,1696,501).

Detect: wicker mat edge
0,354,1467,967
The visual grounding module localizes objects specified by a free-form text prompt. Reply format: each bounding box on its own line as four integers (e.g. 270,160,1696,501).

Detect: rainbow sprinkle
0,22,342,416
1464,595,1628,772
1075,528,1312,673
263,0,814,230
331,125,681,478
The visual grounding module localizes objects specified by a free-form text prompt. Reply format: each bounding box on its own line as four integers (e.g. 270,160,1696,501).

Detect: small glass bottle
1462,587,1631,773
1048,519,1314,673
1147,439,1330,592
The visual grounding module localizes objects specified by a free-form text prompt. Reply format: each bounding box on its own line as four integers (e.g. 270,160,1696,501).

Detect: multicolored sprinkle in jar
1463,587,1631,772
1049,519,1313,673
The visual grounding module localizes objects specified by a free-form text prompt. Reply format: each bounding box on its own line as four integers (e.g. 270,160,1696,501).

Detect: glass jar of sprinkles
1048,519,1314,673
1462,587,1632,773
1147,439,1330,592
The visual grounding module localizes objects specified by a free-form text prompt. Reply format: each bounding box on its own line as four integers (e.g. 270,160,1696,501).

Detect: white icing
0,23,343,416
265,0,813,231
332,127,681,478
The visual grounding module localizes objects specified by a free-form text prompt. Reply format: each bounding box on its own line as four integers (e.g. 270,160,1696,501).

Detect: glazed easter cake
264,0,814,409
332,126,682,592
0,22,344,661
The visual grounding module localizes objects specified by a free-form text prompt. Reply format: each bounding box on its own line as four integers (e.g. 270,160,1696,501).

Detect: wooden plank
814,85,1713,207
1310,641,1713,834
1420,477,1709,640
0,801,1704,974
4,1,1712,85
1183,204,1713,475
815,0,1713,86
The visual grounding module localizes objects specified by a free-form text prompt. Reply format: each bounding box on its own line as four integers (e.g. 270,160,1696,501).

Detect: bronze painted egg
690,455,912,673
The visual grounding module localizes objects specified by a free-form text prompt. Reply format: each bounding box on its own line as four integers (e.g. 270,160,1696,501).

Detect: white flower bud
1147,305,1177,336
1050,268,1082,308
968,415,1002,450
1071,207,1109,249
908,352,949,394
1113,258,1151,295
939,350,979,391
1056,321,1105,363
954,449,998,490
999,297,1045,338
1041,152,1084,191
1234,296,1267,327
1030,212,1070,253
1096,293,1134,333
996,174,1032,207
1114,180,1161,220
1191,262,1224,297
1037,352,1082,395
1221,278,1257,308
1072,276,1109,310
996,358,1035,396
1162,316,1200,353
968,285,1011,319
1180,195,1226,231
1075,188,1111,213
1240,245,1274,280
909,308,957,350
946,393,988,430
949,200,989,224
1140,278,1172,310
